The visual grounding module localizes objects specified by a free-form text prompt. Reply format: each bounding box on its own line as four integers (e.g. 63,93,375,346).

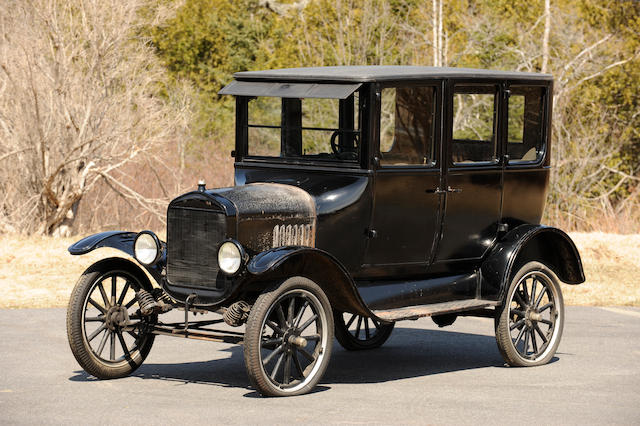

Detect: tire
334,312,394,350
66,258,156,379
244,276,334,397
495,261,564,367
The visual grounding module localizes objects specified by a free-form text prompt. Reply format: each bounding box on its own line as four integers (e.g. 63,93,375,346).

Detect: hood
210,183,317,253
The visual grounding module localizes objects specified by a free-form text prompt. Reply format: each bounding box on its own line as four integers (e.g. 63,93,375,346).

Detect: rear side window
451,86,498,164
507,86,545,163
379,86,436,166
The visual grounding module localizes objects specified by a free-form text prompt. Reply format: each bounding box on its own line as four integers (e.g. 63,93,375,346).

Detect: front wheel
66,258,157,379
495,261,564,367
243,277,334,397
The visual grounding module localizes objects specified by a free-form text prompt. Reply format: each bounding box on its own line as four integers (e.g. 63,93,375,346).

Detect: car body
67,66,585,396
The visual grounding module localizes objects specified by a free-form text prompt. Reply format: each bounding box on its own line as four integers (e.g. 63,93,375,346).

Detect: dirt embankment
0,233,638,309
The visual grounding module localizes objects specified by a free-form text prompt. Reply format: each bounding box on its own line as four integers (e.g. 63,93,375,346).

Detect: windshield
245,92,361,163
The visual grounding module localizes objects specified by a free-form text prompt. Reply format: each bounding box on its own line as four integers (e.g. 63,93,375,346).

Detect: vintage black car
67,66,585,396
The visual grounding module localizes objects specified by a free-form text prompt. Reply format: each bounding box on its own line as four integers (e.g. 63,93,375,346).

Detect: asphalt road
1,306,639,425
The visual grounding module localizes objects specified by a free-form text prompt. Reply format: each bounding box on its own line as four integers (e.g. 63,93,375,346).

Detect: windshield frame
234,84,371,169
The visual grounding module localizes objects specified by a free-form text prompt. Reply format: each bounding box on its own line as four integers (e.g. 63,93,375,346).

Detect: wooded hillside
1,0,638,235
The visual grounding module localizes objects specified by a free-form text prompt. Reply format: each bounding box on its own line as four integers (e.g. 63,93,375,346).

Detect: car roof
233,66,553,83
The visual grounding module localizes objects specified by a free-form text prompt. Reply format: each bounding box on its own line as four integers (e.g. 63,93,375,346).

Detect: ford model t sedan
67,66,585,396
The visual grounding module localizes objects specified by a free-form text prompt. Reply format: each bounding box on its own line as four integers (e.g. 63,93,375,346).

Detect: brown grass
0,233,638,309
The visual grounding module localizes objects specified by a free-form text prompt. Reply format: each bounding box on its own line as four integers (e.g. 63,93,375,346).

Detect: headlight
218,240,244,275
134,231,161,265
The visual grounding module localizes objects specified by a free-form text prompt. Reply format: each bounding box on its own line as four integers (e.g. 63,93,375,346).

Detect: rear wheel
66,258,156,379
495,261,564,367
243,277,334,397
334,312,394,350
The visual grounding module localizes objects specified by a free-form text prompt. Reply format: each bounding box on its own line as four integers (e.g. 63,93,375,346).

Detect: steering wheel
330,130,342,155
330,131,360,156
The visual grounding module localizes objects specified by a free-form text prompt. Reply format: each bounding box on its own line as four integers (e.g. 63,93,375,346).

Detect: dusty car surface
66,66,585,396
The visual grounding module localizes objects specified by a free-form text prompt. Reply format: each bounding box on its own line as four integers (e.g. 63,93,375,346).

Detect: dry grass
0,232,638,309
563,232,640,306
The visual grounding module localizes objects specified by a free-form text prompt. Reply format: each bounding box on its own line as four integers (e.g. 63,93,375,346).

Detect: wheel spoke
117,281,131,306
513,291,526,308
530,329,538,354
87,324,106,342
514,325,526,348
523,328,530,355
88,298,107,314
124,297,137,310
293,300,309,328
292,351,304,378
372,319,381,330
539,318,553,326
298,314,318,333
109,332,116,360
534,323,548,344
98,282,110,308
364,317,370,339
345,314,357,328
127,330,140,341
261,337,283,348
283,353,292,385
262,344,285,365
266,320,285,336
117,330,131,359
510,319,525,331
531,279,537,306
111,276,117,306
96,329,109,356
355,316,362,339
534,287,547,308
511,309,525,318
522,281,530,304
539,302,553,312
276,303,287,328
270,353,285,380
298,347,316,362
287,298,295,326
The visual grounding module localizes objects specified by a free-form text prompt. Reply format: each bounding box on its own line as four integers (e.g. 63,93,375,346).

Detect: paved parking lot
1,306,639,424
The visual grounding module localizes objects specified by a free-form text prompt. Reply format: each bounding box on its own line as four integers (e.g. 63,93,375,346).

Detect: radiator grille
167,207,226,289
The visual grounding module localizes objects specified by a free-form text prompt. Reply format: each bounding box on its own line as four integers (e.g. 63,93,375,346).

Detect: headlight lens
218,240,243,275
134,232,160,265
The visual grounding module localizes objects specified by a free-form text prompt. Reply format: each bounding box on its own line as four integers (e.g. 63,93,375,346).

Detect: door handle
425,188,447,194
426,186,462,194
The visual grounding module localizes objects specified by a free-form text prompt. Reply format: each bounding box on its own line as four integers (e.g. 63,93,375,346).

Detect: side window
380,86,436,166
451,86,497,164
507,86,545,163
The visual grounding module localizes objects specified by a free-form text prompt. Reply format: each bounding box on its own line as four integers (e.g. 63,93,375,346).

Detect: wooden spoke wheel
244,277,334,397
495,261,564,366
66,258,156,379
334,312,394,350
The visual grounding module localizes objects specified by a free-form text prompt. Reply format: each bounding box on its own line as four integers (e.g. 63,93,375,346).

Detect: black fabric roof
233,66,553,83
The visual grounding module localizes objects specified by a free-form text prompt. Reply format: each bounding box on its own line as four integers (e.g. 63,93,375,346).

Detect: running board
373,299,500,322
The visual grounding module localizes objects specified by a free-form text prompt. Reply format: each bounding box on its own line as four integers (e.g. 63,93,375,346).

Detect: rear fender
247,247,373,317
68,231,165,283
481,224,585,300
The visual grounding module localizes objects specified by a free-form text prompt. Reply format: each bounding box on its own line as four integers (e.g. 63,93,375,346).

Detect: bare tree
0,0,190,236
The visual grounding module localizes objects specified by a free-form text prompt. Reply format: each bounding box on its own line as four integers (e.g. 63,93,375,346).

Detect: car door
434,82,503,264
362,83,443,273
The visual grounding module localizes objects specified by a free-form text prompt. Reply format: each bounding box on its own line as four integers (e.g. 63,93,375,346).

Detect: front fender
481,224,585,300
248,246,375,318
68,231,165,283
